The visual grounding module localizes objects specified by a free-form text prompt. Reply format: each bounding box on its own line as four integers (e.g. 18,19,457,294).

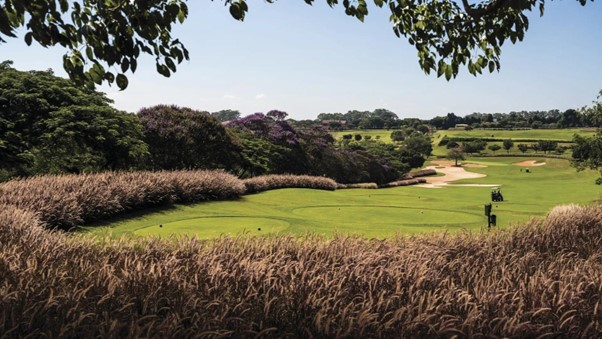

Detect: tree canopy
0,0,591,89
0,61,148,179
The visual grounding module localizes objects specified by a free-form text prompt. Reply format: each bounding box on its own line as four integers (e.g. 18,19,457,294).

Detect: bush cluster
243,174,338,194
1,203,602,337
407,168,437,178
0,170,245,230
379,178,427,188
337,182,379,189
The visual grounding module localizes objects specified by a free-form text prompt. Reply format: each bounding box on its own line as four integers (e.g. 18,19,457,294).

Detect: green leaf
116,73,128,90
444,64,452,81
24,32,32,46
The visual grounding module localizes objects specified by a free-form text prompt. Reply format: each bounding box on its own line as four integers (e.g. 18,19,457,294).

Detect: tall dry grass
379,178,427,188
0,170,245,229
243,174,338,194
1,202,601,337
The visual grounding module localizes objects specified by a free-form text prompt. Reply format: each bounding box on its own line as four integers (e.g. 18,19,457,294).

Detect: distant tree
415,124,431,134
446,140,460,149
532,143,540,154
403,133,433,159
581,90,602,127
211,109,241,122
227,113,298,146
354,134,363,141
342,134,353,140
517,144,529,154
442,113,459,130
488,144,501,154
572,131,602,184
447,147,465,166
390,130,406,142
559,109,581,128
503,139,514,153
266,110,288,122
462,140,486,155
537,140,558,154
139,105,242,171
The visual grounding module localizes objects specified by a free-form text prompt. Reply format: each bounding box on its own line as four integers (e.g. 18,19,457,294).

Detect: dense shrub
243,175,337,194
0,170,245,229
138,105,242,171
1,204,602,337
408,169,437,178
379,178,427,188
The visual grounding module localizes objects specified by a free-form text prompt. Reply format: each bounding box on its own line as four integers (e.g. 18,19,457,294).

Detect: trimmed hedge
243,175,338,194
0,170,245,230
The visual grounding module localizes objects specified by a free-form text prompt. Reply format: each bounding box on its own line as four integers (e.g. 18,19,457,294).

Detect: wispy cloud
223,94,235,99
255,93,266,100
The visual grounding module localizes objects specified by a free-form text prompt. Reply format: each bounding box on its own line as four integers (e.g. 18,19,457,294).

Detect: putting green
134,217,290,238
84,157,601,239
292,205,483,226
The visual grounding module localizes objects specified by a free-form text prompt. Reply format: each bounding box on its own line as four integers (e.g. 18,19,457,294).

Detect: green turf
434,128,596,142
431,128,594,156
84,157,601,240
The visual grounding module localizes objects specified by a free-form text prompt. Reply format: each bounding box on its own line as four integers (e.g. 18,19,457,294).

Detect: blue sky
2,1,601,120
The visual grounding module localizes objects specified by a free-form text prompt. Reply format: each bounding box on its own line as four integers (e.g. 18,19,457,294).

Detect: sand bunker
418,162,488,188
513,160,546,167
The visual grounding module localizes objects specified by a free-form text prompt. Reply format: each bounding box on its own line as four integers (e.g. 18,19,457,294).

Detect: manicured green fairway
434,128,596,142
84,157,600,239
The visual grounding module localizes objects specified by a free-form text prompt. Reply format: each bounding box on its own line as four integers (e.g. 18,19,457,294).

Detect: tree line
0,63,430,185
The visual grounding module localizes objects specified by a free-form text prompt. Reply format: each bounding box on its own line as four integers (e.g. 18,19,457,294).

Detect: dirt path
418,161,492,188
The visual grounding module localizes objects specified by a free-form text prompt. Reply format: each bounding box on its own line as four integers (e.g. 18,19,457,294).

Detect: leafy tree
503,139,514,153
266,110,288,122
559,109,581,128
227,113,308,174
462,140,486,155
138,105,242,171
488,144,501,154
211,109,241,122
447,147,465,166
537,140,558,154
354,134,363,141
1,0,589,88
390,130,405,142
0,62,147,178
572,131,602,184
517,143,529,154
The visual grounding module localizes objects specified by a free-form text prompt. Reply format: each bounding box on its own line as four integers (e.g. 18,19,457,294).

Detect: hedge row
0,170,245,230
243,175,338,194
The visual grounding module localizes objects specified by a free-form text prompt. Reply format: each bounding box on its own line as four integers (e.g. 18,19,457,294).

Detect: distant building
454,124,469,130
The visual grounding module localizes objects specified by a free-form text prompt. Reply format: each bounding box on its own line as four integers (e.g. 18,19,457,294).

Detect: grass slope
85,157,600,239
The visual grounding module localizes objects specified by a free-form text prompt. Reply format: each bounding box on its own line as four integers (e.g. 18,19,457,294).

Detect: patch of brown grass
379,178,427,188
2,200,601,336
337,182,379,189
243,174,338,193
0,170,244,230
